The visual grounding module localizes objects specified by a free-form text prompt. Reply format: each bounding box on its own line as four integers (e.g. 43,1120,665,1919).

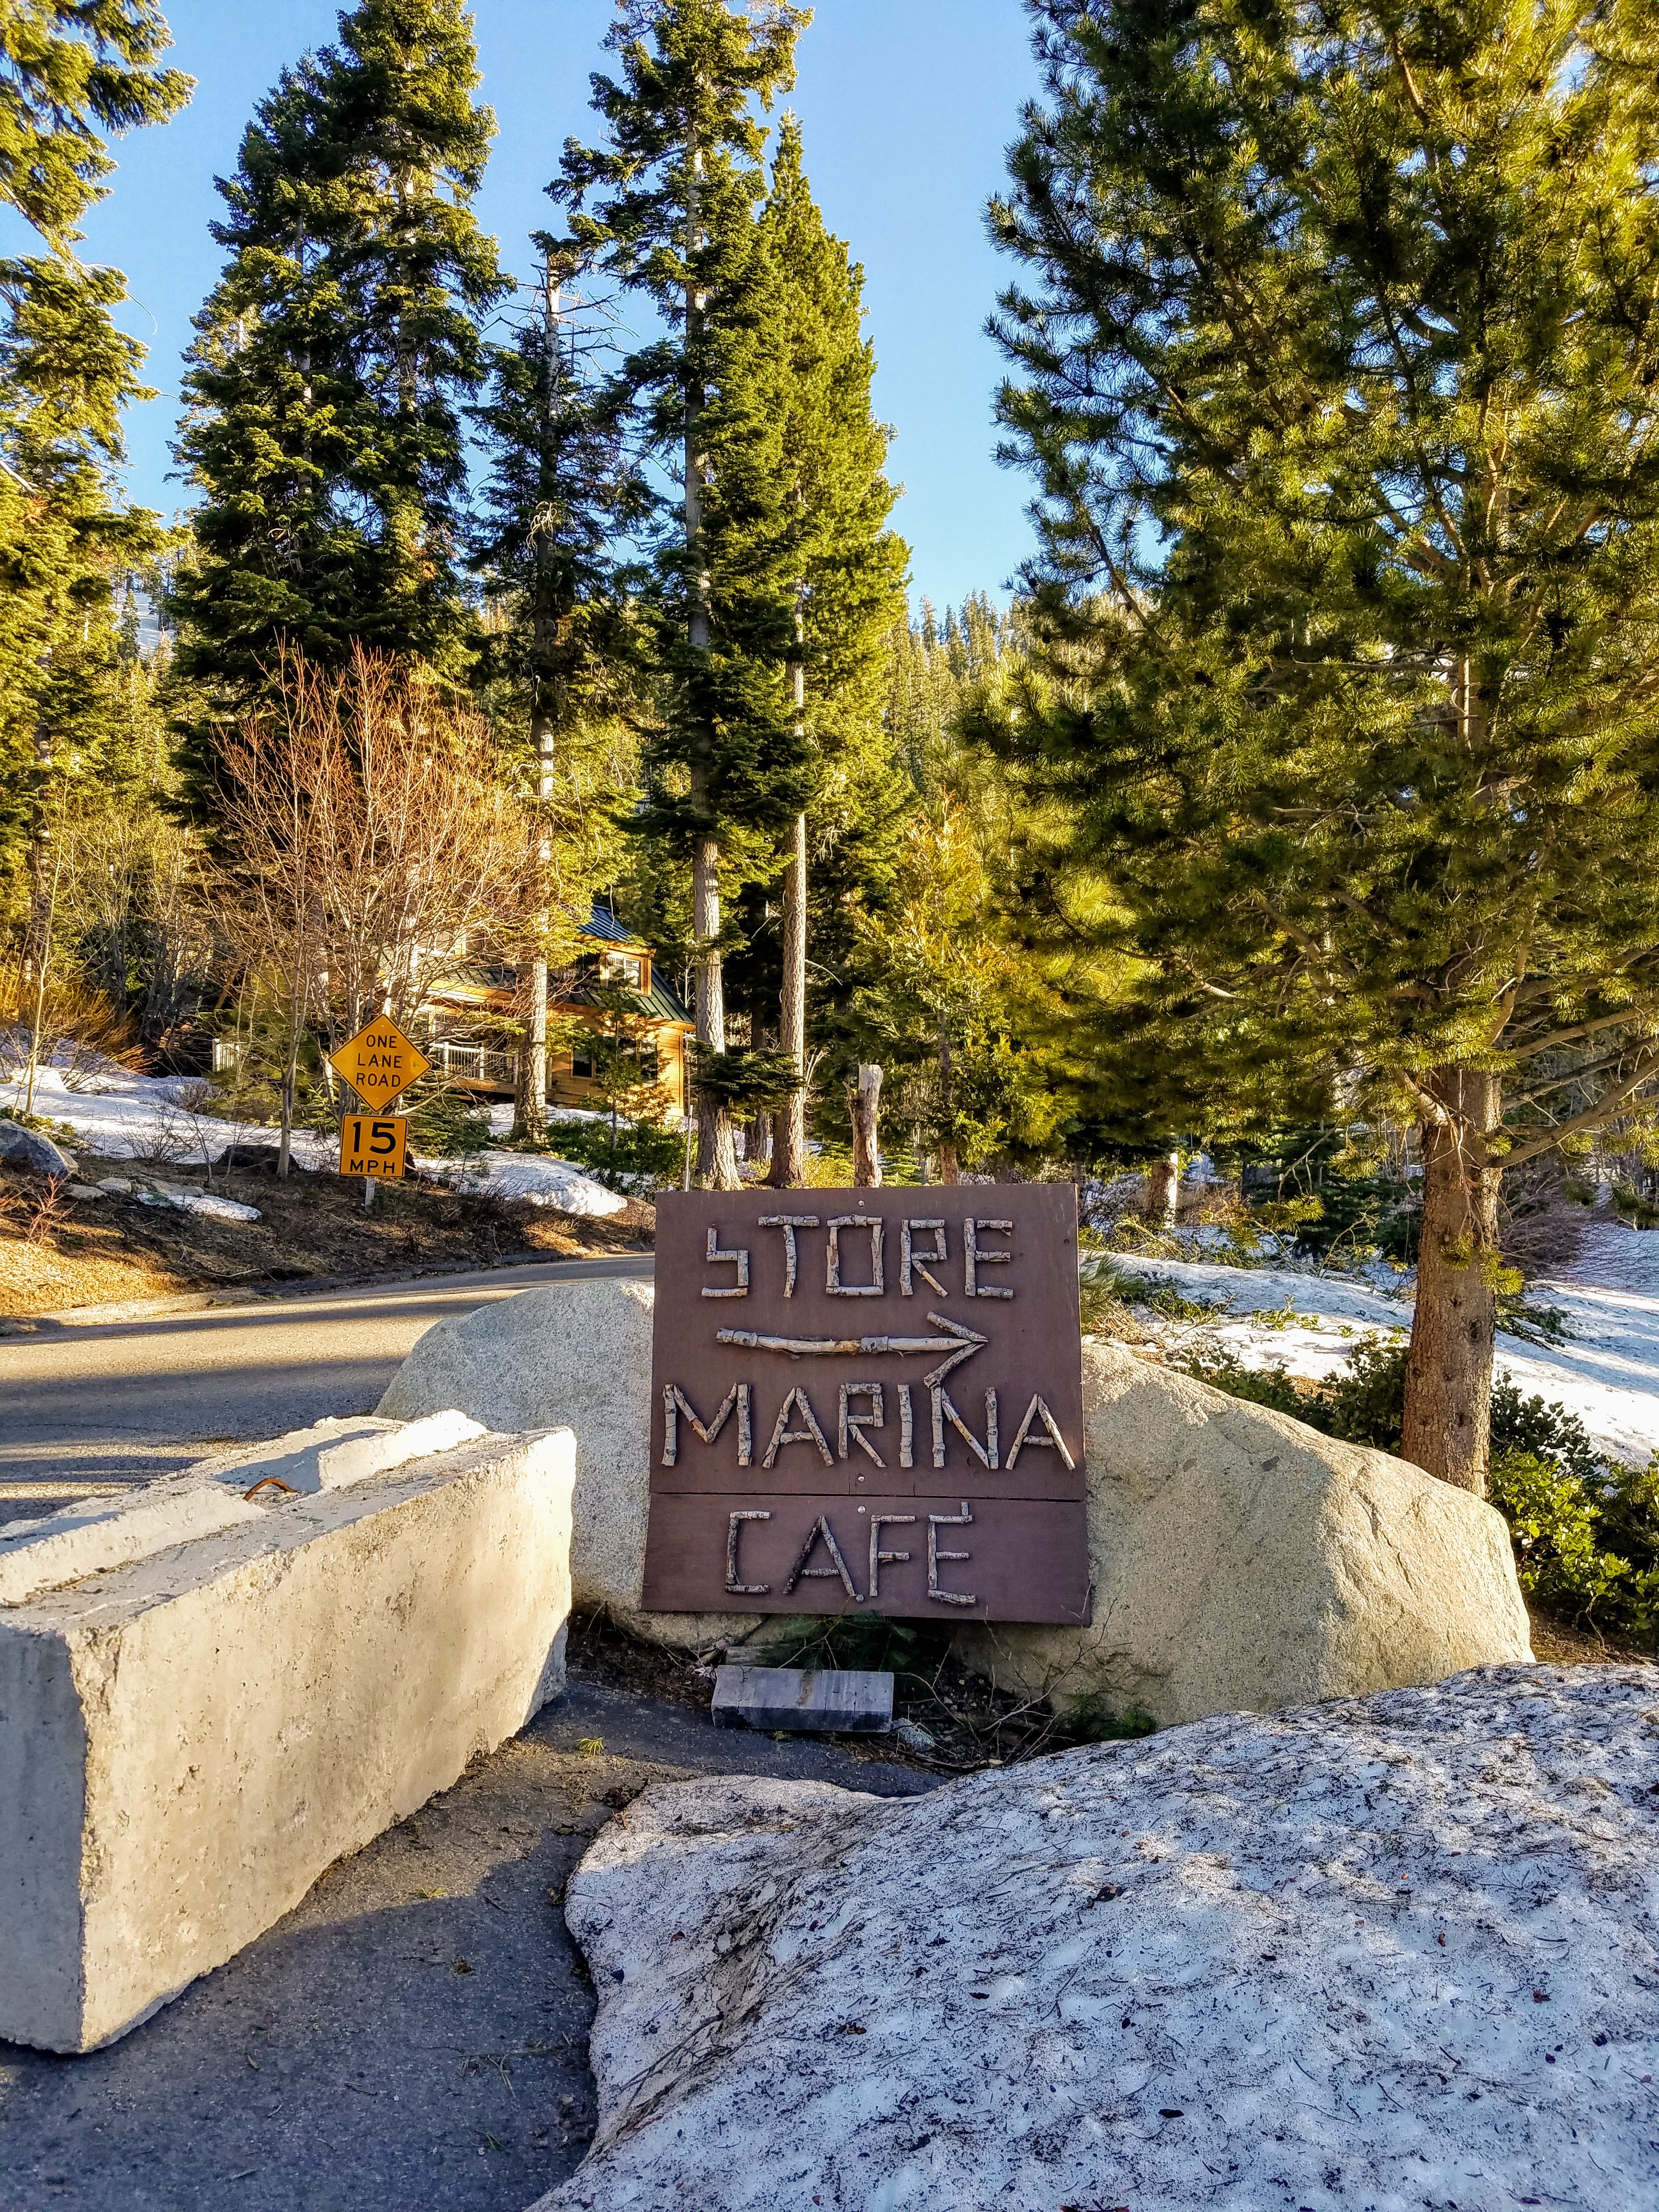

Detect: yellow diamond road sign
329,1015,431,1106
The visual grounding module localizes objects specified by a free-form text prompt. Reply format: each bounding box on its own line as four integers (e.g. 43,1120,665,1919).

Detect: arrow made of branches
715,1311,989,1386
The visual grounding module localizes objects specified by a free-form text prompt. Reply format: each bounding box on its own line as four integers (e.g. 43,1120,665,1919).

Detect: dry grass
0,1235,189,1316
0,1152,654,1319
1525,1599,1651,1668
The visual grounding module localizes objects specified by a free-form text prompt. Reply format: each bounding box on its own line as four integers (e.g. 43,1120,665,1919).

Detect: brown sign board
339,1114,408,1180
641,1186,1090,1625
328,1016,431,1107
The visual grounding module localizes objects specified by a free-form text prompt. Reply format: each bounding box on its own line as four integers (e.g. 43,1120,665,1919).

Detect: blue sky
64,0,1044,613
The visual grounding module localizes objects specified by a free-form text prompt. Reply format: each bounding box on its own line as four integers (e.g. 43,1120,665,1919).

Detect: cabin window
599,951,643,989
569,1035,657,1082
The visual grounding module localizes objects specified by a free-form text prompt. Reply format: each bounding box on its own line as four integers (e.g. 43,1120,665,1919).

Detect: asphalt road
0,1257,654,1513
0,1259,942,2211
0,1678,931,2212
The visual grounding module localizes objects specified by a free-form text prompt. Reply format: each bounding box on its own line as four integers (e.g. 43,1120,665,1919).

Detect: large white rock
533,1664,1659,2212
377,1277,758,1652
0,1418,574,2053
956,1337,1533,1725
381,1287,1532,1722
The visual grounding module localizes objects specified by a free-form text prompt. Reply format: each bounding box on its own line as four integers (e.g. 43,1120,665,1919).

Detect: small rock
64,1183,105,1200
133,1183,261,1224
712,1666,894,1736
894,1718,936,1752
0,1119,77,1178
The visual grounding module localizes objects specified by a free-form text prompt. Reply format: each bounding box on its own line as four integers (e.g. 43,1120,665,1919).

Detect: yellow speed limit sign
340,1114,409,1181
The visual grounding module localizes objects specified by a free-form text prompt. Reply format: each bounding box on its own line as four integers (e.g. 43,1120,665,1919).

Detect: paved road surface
0,1678,930,2212
0,1257,653,1514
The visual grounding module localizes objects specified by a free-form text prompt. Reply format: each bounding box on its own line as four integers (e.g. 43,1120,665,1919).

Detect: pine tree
984,0,1659,1492
0,3,188,252
554,0,809,1189
0,2,189,940
171,0,506,759
471,245,645,1137
758,115,907,1186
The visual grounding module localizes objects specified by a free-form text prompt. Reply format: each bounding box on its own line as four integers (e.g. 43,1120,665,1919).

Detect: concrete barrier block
0,1423,575,2053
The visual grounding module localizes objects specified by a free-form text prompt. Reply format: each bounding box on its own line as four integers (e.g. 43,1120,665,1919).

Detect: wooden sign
328,1015,431,1107
339,1114,409,1180
641,1186,1090,1624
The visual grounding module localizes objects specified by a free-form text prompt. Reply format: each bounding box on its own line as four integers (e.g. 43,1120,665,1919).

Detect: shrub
549,1113,685,1194
1176,1346,1308,1420
405,1087,494,1158
1322,1333,1408,1451
1062,1694,1158,1743
1489,1375,1601,1482
1488,1449,1632,1628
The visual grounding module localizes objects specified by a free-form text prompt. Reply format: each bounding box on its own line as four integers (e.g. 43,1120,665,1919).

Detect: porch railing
430,1041,517,1087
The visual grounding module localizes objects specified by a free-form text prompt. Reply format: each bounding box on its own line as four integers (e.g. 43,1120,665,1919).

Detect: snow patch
1,1066,624,1216
1100,1248,1659,1466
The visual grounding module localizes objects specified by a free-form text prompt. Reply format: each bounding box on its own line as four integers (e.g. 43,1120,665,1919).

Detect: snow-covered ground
1097,1228,1659,1466
1,1065,624,1218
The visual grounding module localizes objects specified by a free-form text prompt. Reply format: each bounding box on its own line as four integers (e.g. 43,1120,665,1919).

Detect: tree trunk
21,678,53,985
691,822,740,1189
513,259,562,1147
937,1022,959,1182
770,807,808,1187
514,690,553,1146
1143,1150,1180,1222
683,150,737,1192
1401,1066,1503,1496
852,1063,882,1188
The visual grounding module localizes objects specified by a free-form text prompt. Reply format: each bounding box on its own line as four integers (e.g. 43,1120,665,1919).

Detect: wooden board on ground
328,1017,430,1107
641,1185,1089,1624
340,1115,408,1181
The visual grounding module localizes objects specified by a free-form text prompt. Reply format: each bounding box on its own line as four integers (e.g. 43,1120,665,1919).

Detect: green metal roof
559,969,692,1028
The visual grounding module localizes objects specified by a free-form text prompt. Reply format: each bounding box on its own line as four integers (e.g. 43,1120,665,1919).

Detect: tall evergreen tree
171,0,506,757
554,0,808,1188
0,2,189,932
983,0,1659,1492
758,116,906,1186
471,245,644,1137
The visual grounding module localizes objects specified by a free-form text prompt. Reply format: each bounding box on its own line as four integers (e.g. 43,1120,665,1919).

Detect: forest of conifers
7,0,1659,1495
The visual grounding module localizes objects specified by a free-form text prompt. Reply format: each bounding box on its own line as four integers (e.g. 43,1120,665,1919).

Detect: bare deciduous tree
213,647,536,1173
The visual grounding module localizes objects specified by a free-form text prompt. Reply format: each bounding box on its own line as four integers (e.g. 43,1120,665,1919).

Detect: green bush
1176,1346,1308,1420
1322,1333,1408,1450
1061,1694,1158,1743
1488,1449,1633,1628
0,1107,78,1145
404,1087,494,1158
548,1113,685,1194
1489,1374,1601,1481
1183,1330,1410,1450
